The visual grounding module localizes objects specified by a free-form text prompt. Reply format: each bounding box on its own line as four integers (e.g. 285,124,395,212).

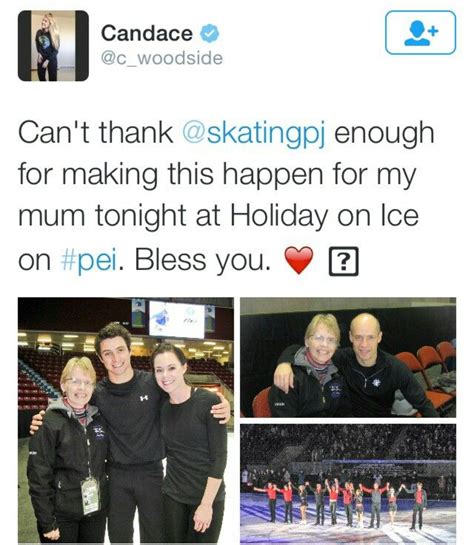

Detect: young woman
27,357,108,543
387,485,404,526
152,344,227,543
295,484,309,524
35,13,60,81
354,487,364,528
325,478,339,525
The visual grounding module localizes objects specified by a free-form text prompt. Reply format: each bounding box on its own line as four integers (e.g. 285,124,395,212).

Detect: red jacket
341,488,353,505
277,488,293,502
361,484,388,494
265,487,277,500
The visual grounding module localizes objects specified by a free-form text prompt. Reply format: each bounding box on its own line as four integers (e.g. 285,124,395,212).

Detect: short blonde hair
304,313,341,345
60,357,96,386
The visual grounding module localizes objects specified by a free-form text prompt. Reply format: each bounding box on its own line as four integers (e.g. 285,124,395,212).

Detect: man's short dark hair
95,322,132,354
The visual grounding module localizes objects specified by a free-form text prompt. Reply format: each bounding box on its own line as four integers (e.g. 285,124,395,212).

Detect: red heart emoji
284,246,313,274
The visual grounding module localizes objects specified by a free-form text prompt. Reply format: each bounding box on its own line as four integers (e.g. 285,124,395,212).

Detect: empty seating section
417,345,456,396
187,358,234,390
395,351,454,414
18,359,59,410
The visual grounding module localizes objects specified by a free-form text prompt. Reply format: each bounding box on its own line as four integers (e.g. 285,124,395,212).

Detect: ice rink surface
240,493,456,544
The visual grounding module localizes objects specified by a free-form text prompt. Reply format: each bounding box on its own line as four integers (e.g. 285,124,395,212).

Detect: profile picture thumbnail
18,11,89,82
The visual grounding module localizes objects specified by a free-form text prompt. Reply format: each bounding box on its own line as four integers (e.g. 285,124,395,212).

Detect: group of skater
253,478,428,531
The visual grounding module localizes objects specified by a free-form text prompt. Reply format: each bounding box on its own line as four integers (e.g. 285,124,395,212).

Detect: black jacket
27,400,109,533
333,348,438,417
270,345,352,417
277,345,438,417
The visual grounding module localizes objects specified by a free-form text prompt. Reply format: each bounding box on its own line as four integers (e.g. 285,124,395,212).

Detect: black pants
330,501,337,524
108,464,164,544
412,504,423,529
38,510,106,543
37,58,58,81
316,503,324,524
370,504,381,527
163,494,225,543
284,501,293,522
269,498,276,522
345,504,353,526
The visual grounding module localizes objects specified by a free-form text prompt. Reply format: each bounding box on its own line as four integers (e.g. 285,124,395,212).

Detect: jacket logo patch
329,384,342,398
372,378,381,387
140,395,149,402
93,425,106,439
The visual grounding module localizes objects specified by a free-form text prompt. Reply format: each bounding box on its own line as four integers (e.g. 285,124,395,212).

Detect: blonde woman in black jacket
27,357,108,543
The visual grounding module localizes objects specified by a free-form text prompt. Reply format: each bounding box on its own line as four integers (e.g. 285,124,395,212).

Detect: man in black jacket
274,313,438,417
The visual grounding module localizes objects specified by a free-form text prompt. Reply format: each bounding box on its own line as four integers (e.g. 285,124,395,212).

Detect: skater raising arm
402,482,427,531
327,478,340,525
359,481,389,529
386,485,404,526
253,483,278,523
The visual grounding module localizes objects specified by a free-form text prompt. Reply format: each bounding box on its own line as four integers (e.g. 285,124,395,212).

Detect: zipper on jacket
83,424,93,478
352,367,384,389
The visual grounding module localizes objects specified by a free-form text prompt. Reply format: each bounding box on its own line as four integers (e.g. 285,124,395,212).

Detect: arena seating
436,341,456,369
252,387,272,417
188,358,234,390
18,359,60,410
416,346,456,396
396,352,454,413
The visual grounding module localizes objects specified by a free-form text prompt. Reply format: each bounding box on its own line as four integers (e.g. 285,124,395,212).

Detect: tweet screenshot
8,1,471,543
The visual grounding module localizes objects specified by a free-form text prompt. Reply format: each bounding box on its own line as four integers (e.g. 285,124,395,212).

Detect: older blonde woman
27,357,108,543
35,13,60,81
269,313,352,416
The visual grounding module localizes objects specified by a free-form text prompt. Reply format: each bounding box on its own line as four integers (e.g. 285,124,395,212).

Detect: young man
306,482,326,526
276,482,294,523
403,482,427,531
31,322,230,543
360,481,389,529
253,482,278,522
341,482,354,527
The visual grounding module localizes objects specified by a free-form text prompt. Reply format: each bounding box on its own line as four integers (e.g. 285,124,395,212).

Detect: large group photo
241,298,456,418
18,297,235,544
241,424,456,544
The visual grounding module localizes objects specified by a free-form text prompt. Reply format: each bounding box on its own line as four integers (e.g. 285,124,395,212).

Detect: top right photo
241,298,456,419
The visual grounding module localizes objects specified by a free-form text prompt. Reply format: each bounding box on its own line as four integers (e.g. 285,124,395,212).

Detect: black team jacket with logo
269,345,352,417
276,346,438,417
27,399,109,534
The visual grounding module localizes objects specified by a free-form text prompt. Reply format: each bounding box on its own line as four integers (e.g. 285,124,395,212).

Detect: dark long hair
150,343,187,370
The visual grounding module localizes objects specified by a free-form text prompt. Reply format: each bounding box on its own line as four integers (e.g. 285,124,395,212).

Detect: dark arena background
240,424,455,544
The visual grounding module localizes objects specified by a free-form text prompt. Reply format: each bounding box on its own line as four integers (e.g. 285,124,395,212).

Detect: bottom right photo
240,424,455,544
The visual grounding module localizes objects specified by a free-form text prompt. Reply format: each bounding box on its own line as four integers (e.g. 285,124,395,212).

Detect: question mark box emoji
329,247,359,277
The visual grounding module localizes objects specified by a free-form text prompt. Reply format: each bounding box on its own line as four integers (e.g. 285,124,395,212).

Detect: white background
4,1,473,543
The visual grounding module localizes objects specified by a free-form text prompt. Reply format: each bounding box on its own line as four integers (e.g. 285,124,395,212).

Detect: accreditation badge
81,477,100,515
